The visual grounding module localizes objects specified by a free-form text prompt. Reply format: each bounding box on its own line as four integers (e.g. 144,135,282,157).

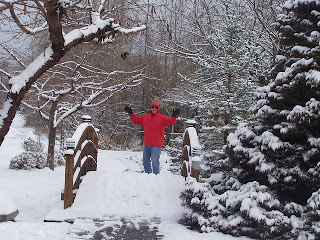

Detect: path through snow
45,150,192,239
45,150,248,240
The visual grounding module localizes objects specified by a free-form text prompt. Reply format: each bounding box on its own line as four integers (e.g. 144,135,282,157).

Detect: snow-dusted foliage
187,18,260,142
53,150,66,167
161,0,273,147
181,178,295,239
9,152,47,170
181,0,320,238
9,150,65,170
9,137,64,170
305,189,320,236
181,175,320,238
22,137,44,153
164,136,183,175
242,0,320,204
0,0,145,152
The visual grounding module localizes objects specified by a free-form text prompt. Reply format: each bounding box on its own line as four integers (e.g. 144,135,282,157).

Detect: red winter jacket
129,101,177,147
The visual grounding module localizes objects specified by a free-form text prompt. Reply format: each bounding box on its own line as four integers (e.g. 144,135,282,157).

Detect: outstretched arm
164,108,180,126
124,106,144,125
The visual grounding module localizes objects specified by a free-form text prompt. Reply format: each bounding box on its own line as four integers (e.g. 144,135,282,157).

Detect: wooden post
81,115,91,123
181,145,189,178
64,138,75,209
185,119,199,133
190,156,201,181
182,119,202,181
93,128,99,171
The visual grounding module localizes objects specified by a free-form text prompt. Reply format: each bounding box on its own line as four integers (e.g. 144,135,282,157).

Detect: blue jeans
142,146,162,174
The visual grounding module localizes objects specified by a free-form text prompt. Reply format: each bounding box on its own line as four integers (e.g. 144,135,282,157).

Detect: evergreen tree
190,21,259,142
227,0,320,205
169,1,271,149
180,1,320,238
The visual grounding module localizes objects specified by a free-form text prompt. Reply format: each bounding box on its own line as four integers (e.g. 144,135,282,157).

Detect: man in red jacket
124,101,180,174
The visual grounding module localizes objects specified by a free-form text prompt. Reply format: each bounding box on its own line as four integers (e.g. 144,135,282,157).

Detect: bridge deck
45,150,184,221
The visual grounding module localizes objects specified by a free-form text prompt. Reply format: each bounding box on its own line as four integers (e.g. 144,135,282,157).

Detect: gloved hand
171,108,180,117
124,106,133,115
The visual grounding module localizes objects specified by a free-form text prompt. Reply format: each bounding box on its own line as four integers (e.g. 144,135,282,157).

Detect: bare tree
0,0,145,147
23,46,144,169
145,0,284,147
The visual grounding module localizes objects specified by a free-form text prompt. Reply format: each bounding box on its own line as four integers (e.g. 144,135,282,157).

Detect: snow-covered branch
0,0,146,147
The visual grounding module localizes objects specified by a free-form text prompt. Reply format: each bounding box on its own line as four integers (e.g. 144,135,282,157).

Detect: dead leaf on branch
121,52,129,60
167,24,172,40
100,8,105,16
151,5,156,16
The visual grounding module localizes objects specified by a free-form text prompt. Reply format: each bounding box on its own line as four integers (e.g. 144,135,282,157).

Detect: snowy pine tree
190,21,259,142
181,0,320,238
227,0,320,205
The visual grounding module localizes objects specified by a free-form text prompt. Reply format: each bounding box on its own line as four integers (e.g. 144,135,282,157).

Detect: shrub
9,138,65,170
54,150,65,167
181,178,300,239
9,152,47,170
22,137,44,152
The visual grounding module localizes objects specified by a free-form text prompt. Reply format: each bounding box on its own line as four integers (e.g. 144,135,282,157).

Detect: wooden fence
181,120,202,181
62,115,98,209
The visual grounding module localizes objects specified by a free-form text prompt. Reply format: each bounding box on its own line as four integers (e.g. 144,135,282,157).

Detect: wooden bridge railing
62,115,99,209
181,120,202,181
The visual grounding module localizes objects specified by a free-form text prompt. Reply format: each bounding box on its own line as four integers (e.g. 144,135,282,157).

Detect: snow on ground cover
0,114,249,240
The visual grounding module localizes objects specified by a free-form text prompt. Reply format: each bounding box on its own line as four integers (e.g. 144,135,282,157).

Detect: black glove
124,106,133,115
171,108,180,117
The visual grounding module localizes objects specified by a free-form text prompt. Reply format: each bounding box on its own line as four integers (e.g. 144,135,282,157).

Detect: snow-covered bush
303,189,320,237
9,138,65,170
164,136,183,175
181,177,298,239
23,137,44,152
9,152,47,170
54,150,66,167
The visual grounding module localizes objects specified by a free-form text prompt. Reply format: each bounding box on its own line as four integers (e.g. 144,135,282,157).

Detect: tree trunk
47,124,57,170
0,93,25,146
223,113,230,144
0,0,64,147
47,100,59,170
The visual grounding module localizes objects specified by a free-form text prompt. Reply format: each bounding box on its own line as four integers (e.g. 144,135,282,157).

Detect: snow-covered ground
0,114,249,240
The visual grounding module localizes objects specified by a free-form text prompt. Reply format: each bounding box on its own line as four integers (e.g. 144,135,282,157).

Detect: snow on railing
181,120,202,181
62,115,99,209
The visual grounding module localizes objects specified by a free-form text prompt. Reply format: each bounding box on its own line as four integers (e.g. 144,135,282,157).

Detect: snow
0,114,246,240
259,131,287,151
9,46,54,94
308,137,320,147
256,105,277,117
185,127,202,152
0,98,13,128
72,123,92,146
292,46,310,55
63,16,115,46
283,0,316,10
0,196,17,215
185,119,198,125
118,26,147,34
306,69,320,87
